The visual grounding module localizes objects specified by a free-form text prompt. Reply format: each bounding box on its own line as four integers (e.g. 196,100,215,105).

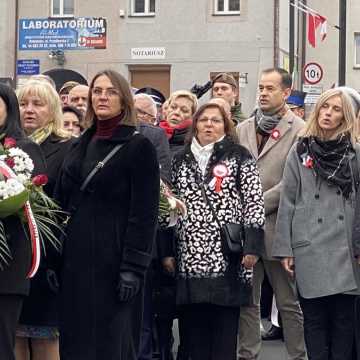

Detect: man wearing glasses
134,93,158,124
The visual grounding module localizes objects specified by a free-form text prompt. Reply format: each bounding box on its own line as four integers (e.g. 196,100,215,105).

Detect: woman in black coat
56,69,160,360
0,83,45,360
16,79,72,360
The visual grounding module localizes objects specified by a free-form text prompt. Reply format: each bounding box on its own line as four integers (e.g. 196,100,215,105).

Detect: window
355,33,360,67
131,0,155,16
51,0,74,17
214,0,240,15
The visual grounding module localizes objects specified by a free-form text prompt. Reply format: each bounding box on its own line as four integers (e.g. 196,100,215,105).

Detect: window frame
213,0,241,15
51,0,74,18
354,32,360,68
130,0,155,17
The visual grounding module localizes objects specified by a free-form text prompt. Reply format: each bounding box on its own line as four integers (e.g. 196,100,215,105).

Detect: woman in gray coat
272,88,360,360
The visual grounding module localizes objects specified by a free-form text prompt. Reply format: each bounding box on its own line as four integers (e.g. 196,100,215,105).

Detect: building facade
0,0,17,86
305,0,360,90
14,0,279,115
7,1,360,114
280,0,360,95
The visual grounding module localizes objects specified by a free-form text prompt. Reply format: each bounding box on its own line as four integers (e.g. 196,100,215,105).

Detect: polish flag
308,13,327,48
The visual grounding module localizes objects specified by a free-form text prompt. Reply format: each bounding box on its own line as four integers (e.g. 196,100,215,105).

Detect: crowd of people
0,66,359,360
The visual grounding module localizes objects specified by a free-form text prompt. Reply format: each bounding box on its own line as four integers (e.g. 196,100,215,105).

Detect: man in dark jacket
136,95,174,360
135,93,171,181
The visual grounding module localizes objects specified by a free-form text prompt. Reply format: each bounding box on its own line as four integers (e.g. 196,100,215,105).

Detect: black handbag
199,183,244,255
220,223,245,255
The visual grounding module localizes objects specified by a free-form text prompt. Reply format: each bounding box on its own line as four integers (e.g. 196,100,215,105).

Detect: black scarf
297,135,354,198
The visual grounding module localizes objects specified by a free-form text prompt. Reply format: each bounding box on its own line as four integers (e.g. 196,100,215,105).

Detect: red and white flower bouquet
0,137,64,277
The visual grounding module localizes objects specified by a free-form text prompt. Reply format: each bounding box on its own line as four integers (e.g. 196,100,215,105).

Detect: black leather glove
117,271,141,302
46,269,59,294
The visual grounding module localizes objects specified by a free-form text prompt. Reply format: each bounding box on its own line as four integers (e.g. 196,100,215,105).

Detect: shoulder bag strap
199,182,222,228
80,143,123,191
80,131,139,192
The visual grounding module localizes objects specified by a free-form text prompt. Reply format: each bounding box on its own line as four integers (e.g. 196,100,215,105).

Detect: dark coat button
315,194,319,199
318,218,323,223
339,215,344,220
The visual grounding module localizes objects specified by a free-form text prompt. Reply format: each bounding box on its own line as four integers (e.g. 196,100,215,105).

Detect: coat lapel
246,119,259,160
258,111,293,160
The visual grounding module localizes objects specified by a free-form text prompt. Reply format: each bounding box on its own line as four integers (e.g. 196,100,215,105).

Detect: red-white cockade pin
271,129,281,140
303,155,314,169
213,163,229,193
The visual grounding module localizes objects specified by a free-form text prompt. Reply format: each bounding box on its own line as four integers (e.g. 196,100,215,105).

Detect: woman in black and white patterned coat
171,102,265,360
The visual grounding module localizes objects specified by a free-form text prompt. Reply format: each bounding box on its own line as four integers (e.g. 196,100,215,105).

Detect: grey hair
336,86,360,115
134,93,157,116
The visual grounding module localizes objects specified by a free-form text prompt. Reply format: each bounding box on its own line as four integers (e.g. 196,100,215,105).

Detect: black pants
0,295,24,360
180,303,239,360
300,294,356,360
153,262,177,360
260,271,273,319
353,296,360,360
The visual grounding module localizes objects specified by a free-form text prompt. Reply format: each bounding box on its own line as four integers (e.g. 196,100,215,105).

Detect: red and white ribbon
0,160,40,278
213,163,229,193
24,201,40,278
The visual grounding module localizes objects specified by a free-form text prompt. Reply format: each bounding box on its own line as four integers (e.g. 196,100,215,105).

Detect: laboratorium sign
19,17,107,50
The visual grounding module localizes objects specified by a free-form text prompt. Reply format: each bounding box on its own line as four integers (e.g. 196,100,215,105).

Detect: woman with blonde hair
0,83,45,360
159,90,198,157
272,88,360,360
15,80,72,360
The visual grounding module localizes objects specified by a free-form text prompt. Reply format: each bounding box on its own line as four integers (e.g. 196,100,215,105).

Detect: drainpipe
338,0,347,86
289,0,295,74
13,0,19,87
273,0,280,67
299,0,307,89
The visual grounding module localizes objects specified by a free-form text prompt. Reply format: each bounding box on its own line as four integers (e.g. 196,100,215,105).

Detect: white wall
0,1,16,79
17,0,277,114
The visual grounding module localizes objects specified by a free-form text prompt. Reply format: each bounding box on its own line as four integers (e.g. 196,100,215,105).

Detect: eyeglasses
135,108,155,119
198,117,224,125
92,87,120,98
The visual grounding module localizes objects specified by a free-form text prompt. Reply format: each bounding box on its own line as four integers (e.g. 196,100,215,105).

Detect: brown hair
84,69,137,128
261,68,292,89
187,102,238,143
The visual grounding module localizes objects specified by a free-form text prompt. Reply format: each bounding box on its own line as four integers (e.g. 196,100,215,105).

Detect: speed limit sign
303,62,323,85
